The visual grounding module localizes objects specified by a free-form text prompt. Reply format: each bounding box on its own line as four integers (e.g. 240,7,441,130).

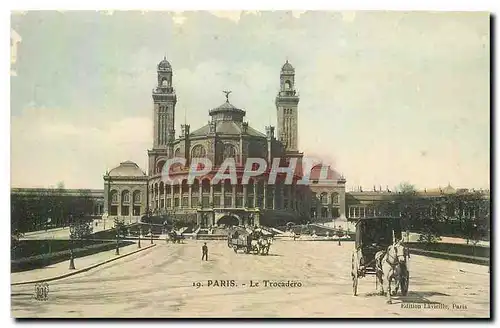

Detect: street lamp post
115,226,120,255
146,209,153,245
68,216,76,270
138,226,142,248
69,248,76,270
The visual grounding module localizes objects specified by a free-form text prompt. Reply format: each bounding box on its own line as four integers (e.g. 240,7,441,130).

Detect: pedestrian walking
202,242,208,261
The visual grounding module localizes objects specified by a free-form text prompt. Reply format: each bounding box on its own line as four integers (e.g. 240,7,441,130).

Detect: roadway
11,239,490,318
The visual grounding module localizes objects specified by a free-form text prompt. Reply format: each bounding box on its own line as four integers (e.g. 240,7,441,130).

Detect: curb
22,227,68,237
409,248,490,266
11,244,157,286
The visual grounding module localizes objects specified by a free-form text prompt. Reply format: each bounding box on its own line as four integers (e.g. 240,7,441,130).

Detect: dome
215,101,238,111
281,60,295,72
209,94,246,122
157,56,172,71
108,161,146,177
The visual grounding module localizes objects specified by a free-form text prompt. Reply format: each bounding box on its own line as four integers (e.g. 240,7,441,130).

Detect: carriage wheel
264,246,270,255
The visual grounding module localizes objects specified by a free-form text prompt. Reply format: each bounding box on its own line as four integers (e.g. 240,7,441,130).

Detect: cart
228,229,255,254
350,216,409,296
227,228,271,255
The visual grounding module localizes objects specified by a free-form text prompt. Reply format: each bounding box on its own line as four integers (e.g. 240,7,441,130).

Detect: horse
250,238,260,254
374,240,408,304
257,237,271,255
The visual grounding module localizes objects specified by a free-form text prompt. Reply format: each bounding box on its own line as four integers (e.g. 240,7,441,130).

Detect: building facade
11,59,489,232
11,185,489,232
102,57,348,227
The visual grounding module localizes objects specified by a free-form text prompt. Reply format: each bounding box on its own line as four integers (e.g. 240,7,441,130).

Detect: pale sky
10,11,490,190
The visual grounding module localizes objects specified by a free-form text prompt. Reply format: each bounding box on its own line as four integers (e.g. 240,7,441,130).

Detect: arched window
236,179,243,193
191,144,207,158
224,179,233,193
181,179,189,193
133,190,141,203
214,181,222,193
174,148,181,157
320,192,328,204
156,160,166,173
284,80,292,90
223,144,237,160
122,190,130,203
192,178,200,193
202,179,210,193
331,192,339,204
110,190,118,203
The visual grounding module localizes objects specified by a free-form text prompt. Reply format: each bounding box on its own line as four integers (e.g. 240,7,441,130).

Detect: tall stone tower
152,56,177,149
148,57,177,175
275,60,299,152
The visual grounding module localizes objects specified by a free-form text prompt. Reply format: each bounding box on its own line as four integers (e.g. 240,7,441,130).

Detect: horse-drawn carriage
351,216,410,303
166,230,184,243
227,227,272,255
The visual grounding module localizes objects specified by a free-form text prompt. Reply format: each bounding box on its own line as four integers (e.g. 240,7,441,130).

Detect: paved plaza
11,240,490,318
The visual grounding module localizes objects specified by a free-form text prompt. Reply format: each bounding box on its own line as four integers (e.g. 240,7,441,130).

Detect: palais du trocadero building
103,58,347,228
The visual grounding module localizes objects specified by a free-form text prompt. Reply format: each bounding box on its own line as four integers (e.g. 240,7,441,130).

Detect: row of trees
11,182,98,233
376,183,490,243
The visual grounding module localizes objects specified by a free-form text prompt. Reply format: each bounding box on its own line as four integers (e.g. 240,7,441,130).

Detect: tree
114,218,127,237
11,229,24,247
453,191,490,242
41,182,69,229
396,182,417,194
11,229,24,259
377,182,441,242
70,215,93,239
78,189,96,217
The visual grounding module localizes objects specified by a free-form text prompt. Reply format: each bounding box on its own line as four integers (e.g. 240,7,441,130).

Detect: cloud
11,107,151,188
174,59,277,131
10,11,490,190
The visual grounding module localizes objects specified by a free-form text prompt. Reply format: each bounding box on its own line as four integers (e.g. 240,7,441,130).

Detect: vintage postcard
10,10,490,318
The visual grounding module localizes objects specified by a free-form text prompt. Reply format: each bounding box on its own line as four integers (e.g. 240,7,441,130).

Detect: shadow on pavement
393,291,450,305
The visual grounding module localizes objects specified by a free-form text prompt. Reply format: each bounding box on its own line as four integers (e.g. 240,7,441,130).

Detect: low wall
406,242,490,258
407,242,489,266
409,248,489,266
11,240,134,272
195,234,227,240
12,239,111,259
